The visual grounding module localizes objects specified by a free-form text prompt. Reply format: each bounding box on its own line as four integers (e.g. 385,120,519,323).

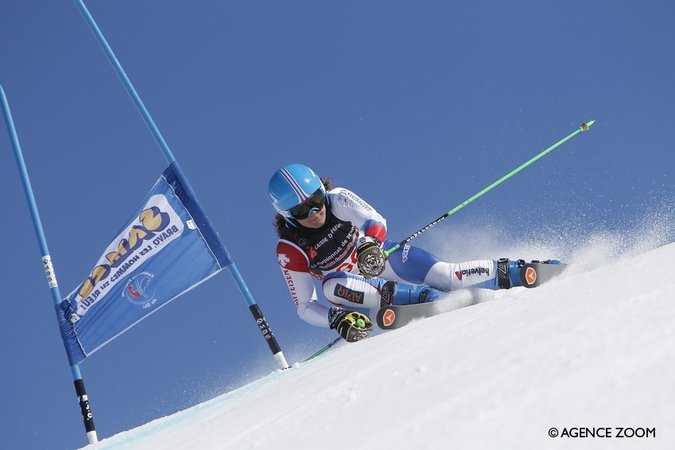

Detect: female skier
269,163,552,343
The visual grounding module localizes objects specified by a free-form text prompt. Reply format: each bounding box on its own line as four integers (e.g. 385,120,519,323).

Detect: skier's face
296,204,326,228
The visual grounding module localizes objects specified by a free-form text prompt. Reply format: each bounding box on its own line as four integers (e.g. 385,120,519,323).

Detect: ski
377,261,567,330
376,302,443,330
516,260,566,288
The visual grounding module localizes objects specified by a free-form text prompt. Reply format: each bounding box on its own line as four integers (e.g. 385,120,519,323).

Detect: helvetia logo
454,266,490,281
525,267,537,285
382,308,396,327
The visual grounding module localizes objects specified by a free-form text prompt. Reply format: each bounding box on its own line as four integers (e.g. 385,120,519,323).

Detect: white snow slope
87,242,675,450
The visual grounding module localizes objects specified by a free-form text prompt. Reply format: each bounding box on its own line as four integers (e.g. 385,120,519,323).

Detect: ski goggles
289,189,326,220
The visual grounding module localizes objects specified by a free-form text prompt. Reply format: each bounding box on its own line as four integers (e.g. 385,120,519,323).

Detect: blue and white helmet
268,163,325,220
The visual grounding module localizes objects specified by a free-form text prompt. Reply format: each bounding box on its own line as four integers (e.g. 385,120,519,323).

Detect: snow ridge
88,240,675,450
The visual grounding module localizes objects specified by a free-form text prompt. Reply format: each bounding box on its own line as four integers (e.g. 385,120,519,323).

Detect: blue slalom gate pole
74,0,175,164
1,84,99,444
75,0,288,369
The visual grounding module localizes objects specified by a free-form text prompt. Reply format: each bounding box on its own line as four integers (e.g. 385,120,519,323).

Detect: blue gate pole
75,0,288,369
1,84,99,444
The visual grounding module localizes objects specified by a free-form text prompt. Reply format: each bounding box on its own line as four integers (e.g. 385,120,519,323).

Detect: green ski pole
303,337,342,362
384,120,595,258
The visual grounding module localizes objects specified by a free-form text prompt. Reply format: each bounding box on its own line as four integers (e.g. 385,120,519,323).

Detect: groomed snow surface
87,241,675,450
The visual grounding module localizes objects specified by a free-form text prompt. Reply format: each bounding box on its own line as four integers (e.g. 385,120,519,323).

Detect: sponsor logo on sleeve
278,253,290,267
282,268,299,307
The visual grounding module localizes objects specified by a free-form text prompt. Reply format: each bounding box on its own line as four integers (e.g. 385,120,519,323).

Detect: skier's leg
322,243,554,309
321,272,383,309
322,271,445,308
383,240,525,291
422,257,563,290
382,240,498,290
422,259,499,291
380,241,439,284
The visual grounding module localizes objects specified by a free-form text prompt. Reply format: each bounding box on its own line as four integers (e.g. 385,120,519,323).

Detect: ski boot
497,258,564,289
380,281,445,306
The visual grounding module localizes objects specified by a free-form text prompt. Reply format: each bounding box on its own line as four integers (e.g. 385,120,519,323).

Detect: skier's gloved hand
356,236,386,278
328,307,373,342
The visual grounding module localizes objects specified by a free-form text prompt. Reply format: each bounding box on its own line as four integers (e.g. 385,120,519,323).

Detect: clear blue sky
1,1,673,449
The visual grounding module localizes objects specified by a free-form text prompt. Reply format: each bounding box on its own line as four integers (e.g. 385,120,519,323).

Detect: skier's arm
277,240,332,328
299,301,332,328
329,188,387,242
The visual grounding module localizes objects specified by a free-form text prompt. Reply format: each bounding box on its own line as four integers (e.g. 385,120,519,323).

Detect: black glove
356,236,386,278
328,307,374,342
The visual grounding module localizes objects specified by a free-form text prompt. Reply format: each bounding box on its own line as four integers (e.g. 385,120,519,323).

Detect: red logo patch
454,271,462,280
127,285,141,298
382,309,396,327
525,267,537,285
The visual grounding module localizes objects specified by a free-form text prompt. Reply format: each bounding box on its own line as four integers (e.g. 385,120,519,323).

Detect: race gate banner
58,162,231,364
